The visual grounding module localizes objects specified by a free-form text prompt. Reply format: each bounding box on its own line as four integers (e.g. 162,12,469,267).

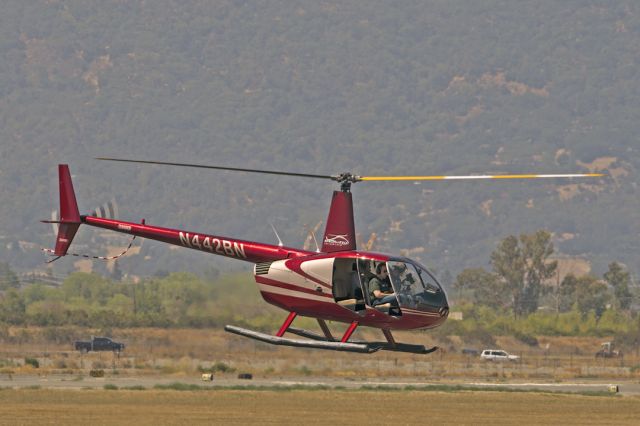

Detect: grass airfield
1,387,639,425
2,328,640,424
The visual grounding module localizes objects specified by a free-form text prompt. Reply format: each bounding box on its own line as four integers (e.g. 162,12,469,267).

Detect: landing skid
224,314,439,355
286,327,438,354
224,325,377,353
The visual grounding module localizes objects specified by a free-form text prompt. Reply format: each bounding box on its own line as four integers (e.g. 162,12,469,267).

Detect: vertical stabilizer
53,165,81,256
321,191,356,253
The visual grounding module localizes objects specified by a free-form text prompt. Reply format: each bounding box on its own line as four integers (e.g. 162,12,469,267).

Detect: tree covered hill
0,1,638,280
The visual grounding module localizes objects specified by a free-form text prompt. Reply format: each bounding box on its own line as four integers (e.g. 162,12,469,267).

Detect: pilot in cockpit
369,263,398,307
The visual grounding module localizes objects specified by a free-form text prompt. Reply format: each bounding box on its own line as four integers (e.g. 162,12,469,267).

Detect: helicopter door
332,258,365,313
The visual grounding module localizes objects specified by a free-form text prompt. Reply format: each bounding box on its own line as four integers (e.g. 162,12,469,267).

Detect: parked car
75,336,125,353
461,348,479,356
480,349,519,362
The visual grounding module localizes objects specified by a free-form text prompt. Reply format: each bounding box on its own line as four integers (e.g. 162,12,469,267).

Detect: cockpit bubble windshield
387,260,444,310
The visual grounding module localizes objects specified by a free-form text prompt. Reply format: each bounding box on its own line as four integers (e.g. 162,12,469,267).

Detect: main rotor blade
359,173,604,181
96,157,334,180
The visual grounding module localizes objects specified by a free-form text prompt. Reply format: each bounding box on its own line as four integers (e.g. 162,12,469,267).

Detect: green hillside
0,1,638,282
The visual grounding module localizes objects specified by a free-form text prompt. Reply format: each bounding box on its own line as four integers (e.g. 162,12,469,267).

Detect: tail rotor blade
50,210,59,235
89,198,118,219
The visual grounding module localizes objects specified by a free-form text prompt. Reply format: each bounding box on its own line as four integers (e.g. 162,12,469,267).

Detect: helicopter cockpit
332,257,447,317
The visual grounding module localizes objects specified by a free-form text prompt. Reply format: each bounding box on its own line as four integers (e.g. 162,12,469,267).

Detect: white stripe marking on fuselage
257,283,332,303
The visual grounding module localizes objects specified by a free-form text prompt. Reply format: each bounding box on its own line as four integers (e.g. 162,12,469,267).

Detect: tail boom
83,216,314,264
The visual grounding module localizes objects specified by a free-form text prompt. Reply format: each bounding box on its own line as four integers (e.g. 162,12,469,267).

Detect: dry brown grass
0,389,638,425
1,327,638,381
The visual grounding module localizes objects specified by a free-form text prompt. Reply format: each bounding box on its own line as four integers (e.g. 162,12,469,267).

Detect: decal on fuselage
179,232,246,258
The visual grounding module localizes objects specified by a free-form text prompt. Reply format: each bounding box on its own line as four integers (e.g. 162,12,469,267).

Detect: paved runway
1,374,637,396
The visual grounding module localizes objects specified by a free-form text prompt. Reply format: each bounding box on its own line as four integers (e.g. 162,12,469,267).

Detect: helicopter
43,159,602,354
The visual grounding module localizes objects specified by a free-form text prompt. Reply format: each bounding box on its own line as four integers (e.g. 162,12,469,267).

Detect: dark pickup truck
75,337,125,353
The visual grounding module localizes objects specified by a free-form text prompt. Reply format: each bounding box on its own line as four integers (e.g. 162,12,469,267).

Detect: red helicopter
44,159,602,354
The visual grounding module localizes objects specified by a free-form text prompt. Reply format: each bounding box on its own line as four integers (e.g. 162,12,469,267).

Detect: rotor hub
331,173,362,192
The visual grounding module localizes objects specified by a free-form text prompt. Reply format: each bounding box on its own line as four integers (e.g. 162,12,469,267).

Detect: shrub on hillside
24,357,39,368
513,331,538,346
